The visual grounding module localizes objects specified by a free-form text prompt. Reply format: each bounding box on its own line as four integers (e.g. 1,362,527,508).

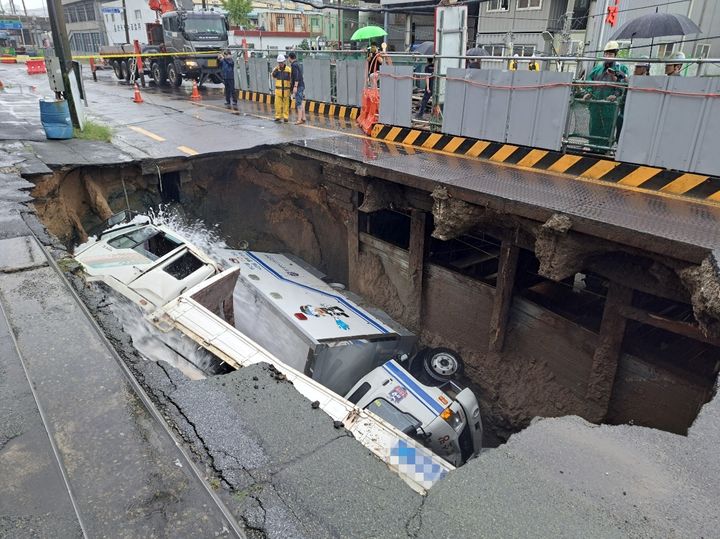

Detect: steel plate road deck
293,135,720,261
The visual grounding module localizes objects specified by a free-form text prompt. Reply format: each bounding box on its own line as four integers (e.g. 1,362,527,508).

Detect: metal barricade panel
337,61,348,105
441,67,468,137
336,60,365,107
463,69,512,142
655,77,715,173
304,59,331,103
617,76,720,176
379,65,413,128
235,57,248,91
691,78,720,177
507,71,573,151
248,58,270,93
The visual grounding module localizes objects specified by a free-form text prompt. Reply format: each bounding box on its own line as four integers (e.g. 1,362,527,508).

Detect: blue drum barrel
39,99,73,139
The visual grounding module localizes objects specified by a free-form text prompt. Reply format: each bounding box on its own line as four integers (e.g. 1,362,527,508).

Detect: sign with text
0,20,23,30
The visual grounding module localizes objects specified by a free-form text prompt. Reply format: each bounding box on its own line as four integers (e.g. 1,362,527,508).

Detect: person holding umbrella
665,51,685,76
583,41,629,150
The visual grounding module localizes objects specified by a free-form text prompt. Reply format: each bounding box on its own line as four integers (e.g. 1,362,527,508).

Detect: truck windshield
183,17,226,35
366,398,421,436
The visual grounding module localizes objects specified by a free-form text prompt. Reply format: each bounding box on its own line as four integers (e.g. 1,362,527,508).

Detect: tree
298,39,310,50
222,0,253,29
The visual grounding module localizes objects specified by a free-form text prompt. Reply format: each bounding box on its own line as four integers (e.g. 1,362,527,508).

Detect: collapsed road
1,63,720,537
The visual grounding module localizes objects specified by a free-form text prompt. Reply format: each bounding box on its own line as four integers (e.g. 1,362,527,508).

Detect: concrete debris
430,186,486,241
358,180,405,213
678,251,720,338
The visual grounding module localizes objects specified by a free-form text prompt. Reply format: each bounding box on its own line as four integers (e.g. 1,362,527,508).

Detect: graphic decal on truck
298,304,351,331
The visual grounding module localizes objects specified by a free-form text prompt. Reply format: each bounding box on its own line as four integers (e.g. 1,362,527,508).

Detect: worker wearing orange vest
272,54,292,122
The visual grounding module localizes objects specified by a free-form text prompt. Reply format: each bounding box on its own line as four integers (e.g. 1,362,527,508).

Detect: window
517,0,542,9
310,16,320,32
487,44,505,56
366,399,421,435
294,17,302,32
658,42,675,58
276,16,285,32
111,13,115,22
347,382,371,404
694,43,710,58
487,0,508,11
513,44,535,56
135,9,142,20
108,227,182,261
163,252,204,280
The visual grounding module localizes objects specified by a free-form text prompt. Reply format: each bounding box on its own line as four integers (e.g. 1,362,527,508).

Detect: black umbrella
611,12,701,40
413,41,435,55
466,46,489,57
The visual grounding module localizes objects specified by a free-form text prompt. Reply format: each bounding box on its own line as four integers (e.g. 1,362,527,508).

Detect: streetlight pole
46,0,79,127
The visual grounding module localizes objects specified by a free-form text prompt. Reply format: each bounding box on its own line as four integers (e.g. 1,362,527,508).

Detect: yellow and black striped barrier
370,124,720,203
239,91,359,120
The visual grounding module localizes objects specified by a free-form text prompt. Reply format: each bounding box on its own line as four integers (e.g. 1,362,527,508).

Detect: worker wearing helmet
634,55,651,76
665,51,685,76
582,40,630,151
272,54,292,122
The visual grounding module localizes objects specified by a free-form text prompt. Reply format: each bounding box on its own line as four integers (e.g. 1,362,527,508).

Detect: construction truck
99,0,228,87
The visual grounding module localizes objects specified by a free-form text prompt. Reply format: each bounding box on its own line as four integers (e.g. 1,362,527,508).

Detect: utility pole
121,0,130,43
561,0,575,55
46,0,79,126
338,0,343,49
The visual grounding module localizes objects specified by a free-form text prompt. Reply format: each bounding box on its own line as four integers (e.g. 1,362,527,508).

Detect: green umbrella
350,26,387,41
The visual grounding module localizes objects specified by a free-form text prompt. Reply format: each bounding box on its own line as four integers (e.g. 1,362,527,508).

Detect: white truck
75,212,482,471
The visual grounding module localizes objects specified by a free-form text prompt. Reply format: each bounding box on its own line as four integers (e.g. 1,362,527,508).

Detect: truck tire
422,347,464,383
121,60,131,82
151,62,167,86
112,60,123,80
167,62,182,87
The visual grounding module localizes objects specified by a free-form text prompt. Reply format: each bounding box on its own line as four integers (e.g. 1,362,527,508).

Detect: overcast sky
1,0,49,15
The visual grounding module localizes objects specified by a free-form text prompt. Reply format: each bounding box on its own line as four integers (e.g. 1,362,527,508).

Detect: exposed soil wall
183,151,352,282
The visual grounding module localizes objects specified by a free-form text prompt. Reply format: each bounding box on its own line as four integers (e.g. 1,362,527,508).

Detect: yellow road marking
128,126,165,142
339,106,347,118
708,190,720,202
177,145,198,156
490,145,518,163
617,166,662,187
466,140,491,157
548,154,583,173
660,173,709,194
517,149,549,167
443,136,466,153
581,159,619,180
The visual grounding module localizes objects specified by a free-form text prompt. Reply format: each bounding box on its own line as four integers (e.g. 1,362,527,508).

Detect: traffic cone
132,83,143,104
190,80,201,101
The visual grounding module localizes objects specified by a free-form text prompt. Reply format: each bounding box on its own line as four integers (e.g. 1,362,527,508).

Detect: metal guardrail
227,48,719,159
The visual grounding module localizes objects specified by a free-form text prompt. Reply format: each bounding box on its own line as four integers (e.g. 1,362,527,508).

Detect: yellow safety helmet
604,41,620,52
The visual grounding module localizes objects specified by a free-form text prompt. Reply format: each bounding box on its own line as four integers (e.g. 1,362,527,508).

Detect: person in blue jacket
218,50,237,107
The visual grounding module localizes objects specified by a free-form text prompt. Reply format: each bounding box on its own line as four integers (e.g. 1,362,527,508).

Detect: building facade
584,0,720,76
62,0,107,53
475,0,591,59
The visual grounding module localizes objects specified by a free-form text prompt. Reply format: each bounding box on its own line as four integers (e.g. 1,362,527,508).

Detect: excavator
100,0,228,87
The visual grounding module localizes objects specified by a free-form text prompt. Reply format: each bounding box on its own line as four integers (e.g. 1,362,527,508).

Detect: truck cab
159,11,228,86
346,360,483,467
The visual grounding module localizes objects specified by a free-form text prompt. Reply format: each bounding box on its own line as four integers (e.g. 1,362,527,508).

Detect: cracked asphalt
2,62,720,537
